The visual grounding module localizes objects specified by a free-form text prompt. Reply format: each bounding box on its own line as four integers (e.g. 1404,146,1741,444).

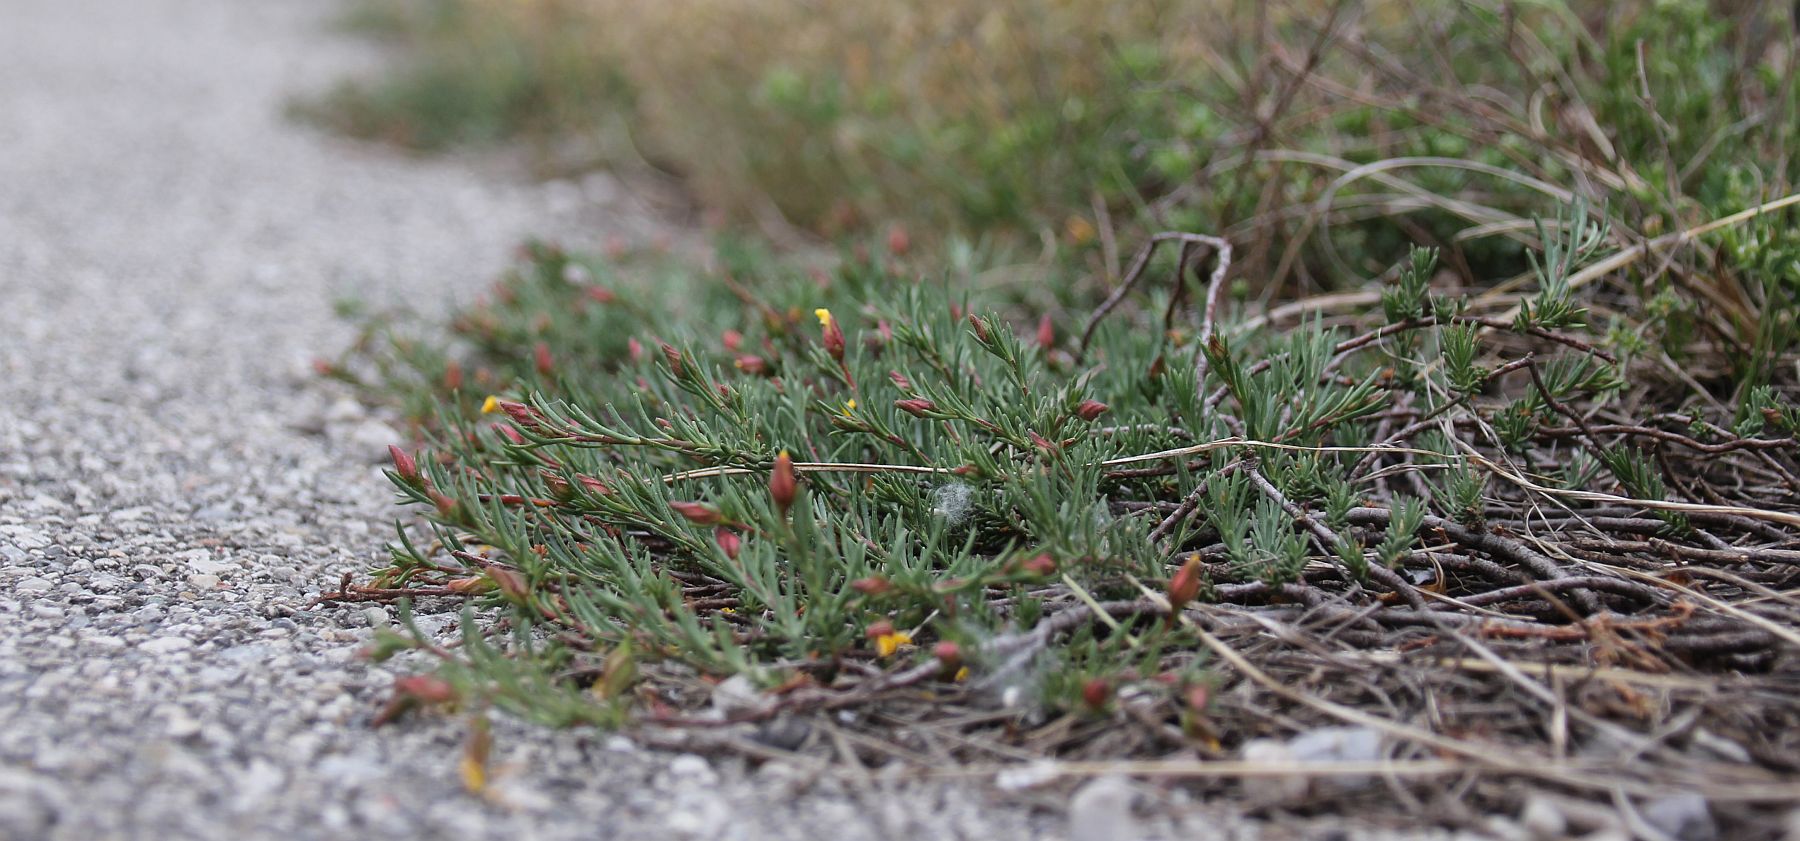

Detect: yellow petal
481,395,501,414
876,631,913,657
954,666,970,682
814,308,833,328
459,755,487,793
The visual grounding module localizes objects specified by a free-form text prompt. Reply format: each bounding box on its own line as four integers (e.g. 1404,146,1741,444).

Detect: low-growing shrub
319,0,1800,825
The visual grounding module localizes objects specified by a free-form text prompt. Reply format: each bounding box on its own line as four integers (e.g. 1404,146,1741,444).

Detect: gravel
0,2,1469,839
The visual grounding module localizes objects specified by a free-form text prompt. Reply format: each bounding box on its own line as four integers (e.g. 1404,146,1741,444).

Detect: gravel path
0,3,1462,840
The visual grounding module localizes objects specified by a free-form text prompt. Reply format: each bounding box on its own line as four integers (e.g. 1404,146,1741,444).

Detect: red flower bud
1019,553,1057,577
714,527,741,560
1037,314,1054,350
498,400,542,430
1081,677,1111,711
586,286,616,304
865,620,895,641
543,473,573,500
887,224,911,257
443,361,464,391
895,398,938,418
933,641,962,665
388,446,422,487
967,313,991,342
849,576,892,596
659,343,683,374
734,355,768,376
722,329,743,352
394,675,457,704
533,342,554,376
888,370,912,390
1168,554,1204,612
770,450,798,515
627,337,644,364
428,490,458,519
493,423,525,445
1075,400,1110,421
576,474,612,495
822,319,846,362
670,501,722,525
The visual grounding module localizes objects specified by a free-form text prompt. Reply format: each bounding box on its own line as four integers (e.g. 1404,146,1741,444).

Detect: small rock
711,673,775,717
15,577,52,595
1520,795,1568,839
995,760,1061,792
141,636,194,654
0,769,63,840
1068,776,1142,841
339,419,402,463
1641,793,1715,841
666,754,716,784
1239,738,1309,803
188,573,220,590
361,606,389,629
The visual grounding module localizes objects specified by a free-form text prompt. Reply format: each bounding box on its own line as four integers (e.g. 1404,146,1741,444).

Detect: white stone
1068,776,1142,841
141,636,194,654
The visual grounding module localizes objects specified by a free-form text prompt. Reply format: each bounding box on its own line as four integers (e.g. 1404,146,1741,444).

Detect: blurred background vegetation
313,3,1792,237
306,0,1799,392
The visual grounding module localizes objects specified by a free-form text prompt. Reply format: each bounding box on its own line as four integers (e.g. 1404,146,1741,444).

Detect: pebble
141,637,195,655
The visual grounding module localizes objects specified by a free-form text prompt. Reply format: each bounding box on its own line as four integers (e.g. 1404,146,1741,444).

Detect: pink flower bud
769,451,797,515
1168,555,1204,612
895,398,938,418
1019,553,1057,577
1075,400,1110,421
1081,677,1111,711
394,675,457,704
670,501,721,525
967,313,991,342
887,224,911,256
388,446,422,487
714,527,741,560
849,577,892,596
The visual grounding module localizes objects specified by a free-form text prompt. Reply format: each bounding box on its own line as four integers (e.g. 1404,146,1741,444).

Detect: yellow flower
458,754,487,793
874,630,913,657
841,398,858,416
953,666,970,682
814,308,833,328
480,395,501,414
1065,214,1096,245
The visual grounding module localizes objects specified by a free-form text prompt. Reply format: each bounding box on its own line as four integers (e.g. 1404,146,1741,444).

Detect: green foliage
326,0,1800,747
